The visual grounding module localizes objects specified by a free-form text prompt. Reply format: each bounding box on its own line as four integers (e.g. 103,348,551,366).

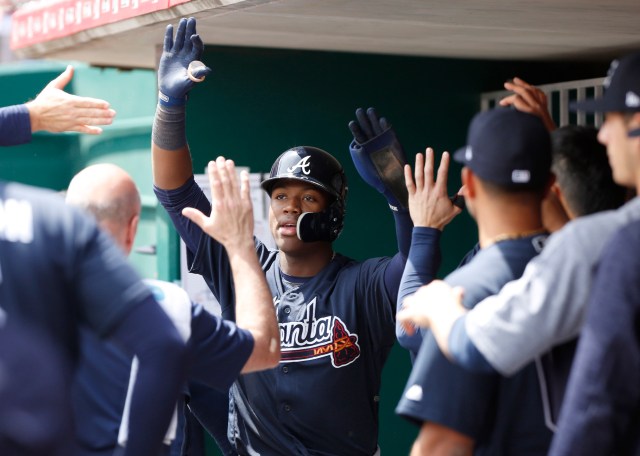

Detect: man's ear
461,167,475,198
125,214,139,255
628,112,640,137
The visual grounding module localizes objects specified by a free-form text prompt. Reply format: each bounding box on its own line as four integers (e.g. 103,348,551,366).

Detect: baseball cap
570,51,640,113
453,108,551,188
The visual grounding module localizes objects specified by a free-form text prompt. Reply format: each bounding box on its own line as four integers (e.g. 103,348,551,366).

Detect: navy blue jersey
0,181,152,358
0,104,32,146
396,234,553,455
156,177,402,456
0,319,73,456
550,219,640,456
71,281,253,456
0,180,188,456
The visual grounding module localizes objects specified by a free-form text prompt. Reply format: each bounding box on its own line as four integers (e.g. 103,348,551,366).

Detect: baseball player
396,50,640,431
65,162,279,456
0,77,190,456
151,16,414,456
0,310,73,456
396,108,554,455
549,218,640,455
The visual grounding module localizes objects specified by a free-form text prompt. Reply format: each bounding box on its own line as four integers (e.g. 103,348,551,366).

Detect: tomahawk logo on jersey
279,299,361,368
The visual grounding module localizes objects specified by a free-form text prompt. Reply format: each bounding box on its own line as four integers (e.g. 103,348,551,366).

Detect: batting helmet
261,146,348,242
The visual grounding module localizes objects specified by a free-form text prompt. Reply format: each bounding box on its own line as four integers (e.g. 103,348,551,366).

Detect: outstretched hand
404,148,463,230
182,157,255,253
499,77,556,131
397,280,465,335
25,65,116,135
158,17,212,106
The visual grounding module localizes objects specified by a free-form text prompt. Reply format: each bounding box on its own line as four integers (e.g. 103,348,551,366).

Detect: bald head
66,163,141,255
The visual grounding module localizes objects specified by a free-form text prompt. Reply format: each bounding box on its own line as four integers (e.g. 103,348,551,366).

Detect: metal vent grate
481,77,605,128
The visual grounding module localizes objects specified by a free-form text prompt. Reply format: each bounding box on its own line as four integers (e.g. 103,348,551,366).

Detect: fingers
355,108,374,139
163,24,174,52
379,116,389,130
47,65,73,91
366,107,383,136
435,151,451,191
184,17,196,54
348,120,367,144
404,163,415,194
452,286,465,303
190,34,205,61
223,158,239,200
421,147,433,190
239,169,250,202
173,18,187,52
181,206,208,228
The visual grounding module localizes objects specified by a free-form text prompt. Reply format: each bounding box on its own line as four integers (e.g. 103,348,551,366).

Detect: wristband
158,91,187,108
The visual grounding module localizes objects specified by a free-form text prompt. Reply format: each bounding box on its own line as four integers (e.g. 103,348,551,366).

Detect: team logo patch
279,299,361,368
286,156,312,175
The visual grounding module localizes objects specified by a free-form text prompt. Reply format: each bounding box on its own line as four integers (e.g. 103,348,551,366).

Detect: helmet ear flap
296,201,345,242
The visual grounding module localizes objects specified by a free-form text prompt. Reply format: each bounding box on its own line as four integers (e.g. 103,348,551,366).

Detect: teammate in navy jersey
65,163,279,456
151,16,413,456
549,219,640,456
0,309,73,456
396,108,554,455
0,64,115,145
0,75,190,456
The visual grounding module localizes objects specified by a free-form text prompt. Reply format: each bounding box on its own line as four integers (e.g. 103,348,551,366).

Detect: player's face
269,180,330,252
598,112,639,188
269,179,329,253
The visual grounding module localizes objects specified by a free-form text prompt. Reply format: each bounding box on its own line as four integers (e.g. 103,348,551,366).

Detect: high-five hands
404,148,464,230
182,157,255,253
26,65,116,135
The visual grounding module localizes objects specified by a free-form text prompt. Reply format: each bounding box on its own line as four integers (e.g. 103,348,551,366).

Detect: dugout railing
481,77,605,128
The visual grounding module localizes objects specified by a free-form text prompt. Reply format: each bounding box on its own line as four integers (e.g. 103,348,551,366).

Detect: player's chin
275,235,305,253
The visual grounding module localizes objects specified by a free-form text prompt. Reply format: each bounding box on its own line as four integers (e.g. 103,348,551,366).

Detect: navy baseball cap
570,51,640,114
453,108,551,188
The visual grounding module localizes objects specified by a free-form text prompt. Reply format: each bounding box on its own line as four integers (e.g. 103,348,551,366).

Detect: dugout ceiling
9,0,640,70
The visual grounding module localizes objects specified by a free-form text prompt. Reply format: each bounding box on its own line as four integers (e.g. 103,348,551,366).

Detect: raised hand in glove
158,17,212,108
348,107,409,211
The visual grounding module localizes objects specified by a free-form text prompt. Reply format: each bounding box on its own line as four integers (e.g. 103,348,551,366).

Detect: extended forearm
229,245,280,372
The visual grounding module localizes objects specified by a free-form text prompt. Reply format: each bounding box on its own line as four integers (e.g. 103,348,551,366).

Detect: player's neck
279,245,335,277
477,205,545,249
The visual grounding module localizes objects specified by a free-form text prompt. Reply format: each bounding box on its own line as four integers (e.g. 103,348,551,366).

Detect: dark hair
551,125,627,217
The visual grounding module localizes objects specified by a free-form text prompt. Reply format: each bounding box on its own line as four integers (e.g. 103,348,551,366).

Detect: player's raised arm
152,17,212,190
182,157,280,372
347,107,415,297
395,149,464,353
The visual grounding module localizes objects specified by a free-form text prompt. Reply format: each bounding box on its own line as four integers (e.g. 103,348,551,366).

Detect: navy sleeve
109,295,188,456
0,104,32,146
549,221,640,456
187,303,254,391
448,315,496,373
382,210,414,303
395,227,442,354
154,177,212,255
